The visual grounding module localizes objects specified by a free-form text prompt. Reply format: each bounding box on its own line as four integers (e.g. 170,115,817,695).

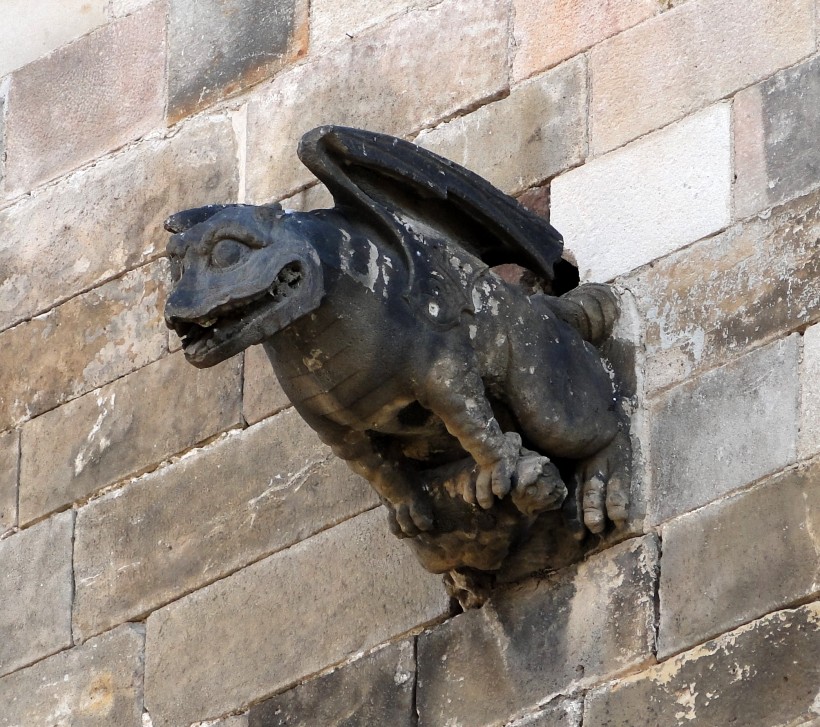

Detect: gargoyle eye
210,238,247,269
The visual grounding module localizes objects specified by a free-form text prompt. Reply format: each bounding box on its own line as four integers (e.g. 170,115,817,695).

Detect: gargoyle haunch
164,126,630,607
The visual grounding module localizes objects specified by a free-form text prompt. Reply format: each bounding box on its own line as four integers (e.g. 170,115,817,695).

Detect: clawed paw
473,432,522,509
510,452,567,517
385,496,434,538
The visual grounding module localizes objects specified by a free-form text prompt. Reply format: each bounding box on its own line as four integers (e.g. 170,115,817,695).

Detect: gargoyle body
164,127,630,605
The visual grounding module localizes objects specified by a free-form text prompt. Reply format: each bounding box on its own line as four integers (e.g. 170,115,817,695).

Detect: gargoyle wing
297,126,565,287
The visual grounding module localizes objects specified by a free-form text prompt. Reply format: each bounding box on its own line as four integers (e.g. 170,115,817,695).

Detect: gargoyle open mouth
173,262,304,362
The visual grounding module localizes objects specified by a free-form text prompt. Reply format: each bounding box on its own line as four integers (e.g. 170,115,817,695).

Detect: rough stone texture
589,0,815,154
144,508,448,726
585,603,820,727
626,187,820,394
248,640,416,726
735,55,820,219
0,114,238,332
516,184,551,222
415,56,586,196
512,0,658,82
659,458,820,658
801,324,820,458
0,624,144,727
0,87,6,195
417,536,658,726
508,700,582,727
551,104,731,282
110,0,154,16
245,0,509,202
0,0,107,78
243,344,290,425
210,718,249,727
167,0,308,123
5,4,166,193
0,430,18,534
19,353,242,526
0,511,73,677
74,410,378,641
649,337,799,525
310,0,436,48
0,262,168,431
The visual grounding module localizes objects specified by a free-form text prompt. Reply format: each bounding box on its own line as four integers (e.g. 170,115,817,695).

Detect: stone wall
1,1,818,725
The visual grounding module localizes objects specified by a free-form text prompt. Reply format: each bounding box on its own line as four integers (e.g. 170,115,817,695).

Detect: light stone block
73,410,378,641
0,114,238,333
245,0,509,202
310,0,437,48
0,512,73,677
242,344,290,425
589,0,815,154
0,430,18,534
0,625,144,727
551,104,731,282
800,324,820,459
415,56,587,196
649,337,799,524
144,508,448,726
20,352,242,526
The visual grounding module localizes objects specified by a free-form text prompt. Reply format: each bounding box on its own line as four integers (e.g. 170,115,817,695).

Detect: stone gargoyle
163,126,630,607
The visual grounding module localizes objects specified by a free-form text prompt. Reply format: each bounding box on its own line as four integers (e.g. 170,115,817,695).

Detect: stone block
649,337,799,524
551,104,731,282
415,57,586,196
416,536,658,726
210,718,248,727
110,0,154,16
0,430,18,534
0,262,168,431
512,0,658,82
5,4,165,193
310,0,436,48
589,0,815,154
516,184,551,222
167,0,308,123
0,0,107,78
0,511,73,677
280,184,334,212
144,508,448,726
74,410,379,641
508,700,582,727
625,187,820,394
245,0,509,202
0,114,238,332
248,640,416,726
800,324,820,458
0,624,144,727
20,352,242,526
0,86,6,196
659,458,820,658
585,603,820,727
735,56,820,219
243,344,290,425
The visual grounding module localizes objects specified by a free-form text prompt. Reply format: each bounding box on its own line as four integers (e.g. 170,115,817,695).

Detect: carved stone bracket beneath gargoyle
163,126,632,608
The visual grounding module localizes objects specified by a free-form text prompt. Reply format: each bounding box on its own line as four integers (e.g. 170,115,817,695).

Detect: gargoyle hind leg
298,410,434,538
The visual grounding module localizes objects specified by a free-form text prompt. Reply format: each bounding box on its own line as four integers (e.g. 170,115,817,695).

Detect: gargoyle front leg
418,356,520,510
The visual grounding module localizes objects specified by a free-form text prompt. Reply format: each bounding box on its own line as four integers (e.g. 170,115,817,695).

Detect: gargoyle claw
386,498,434,539
511,452,567,517
474,432,522,509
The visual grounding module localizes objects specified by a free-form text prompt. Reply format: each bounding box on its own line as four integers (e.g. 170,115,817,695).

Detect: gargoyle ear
164,205,238,233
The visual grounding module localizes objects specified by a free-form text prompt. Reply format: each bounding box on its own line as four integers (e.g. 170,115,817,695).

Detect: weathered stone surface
0,86,6,196
417,536,658,726
0,624,144,727
243,344,290,425
20,353,242,526
589,0,815,154
649,337,799,524
245,0,509,202
626,187,820,394
0,0,107,78
248,640,416,726
5,4,165,193
210,717,249,727
512,0,657,82
415,56,586,196
280,183,334,212
659,458,820,658
74,409,378,641
144,508,448,726
0,114,237,332
167,0,308,123
801,324,820,458
551,104,731,282
110,0,154,16
509,700,582,727
0,262,168,431
735,55,820,219
0,430,18,534
585,603,820,727
310,0,436,48
0,511,73,677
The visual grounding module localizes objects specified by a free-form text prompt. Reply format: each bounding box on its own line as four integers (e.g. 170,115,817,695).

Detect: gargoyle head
164,204,325,368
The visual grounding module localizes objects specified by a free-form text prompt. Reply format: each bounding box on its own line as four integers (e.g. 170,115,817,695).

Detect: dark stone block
168,0,307,123
247,640,416,727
